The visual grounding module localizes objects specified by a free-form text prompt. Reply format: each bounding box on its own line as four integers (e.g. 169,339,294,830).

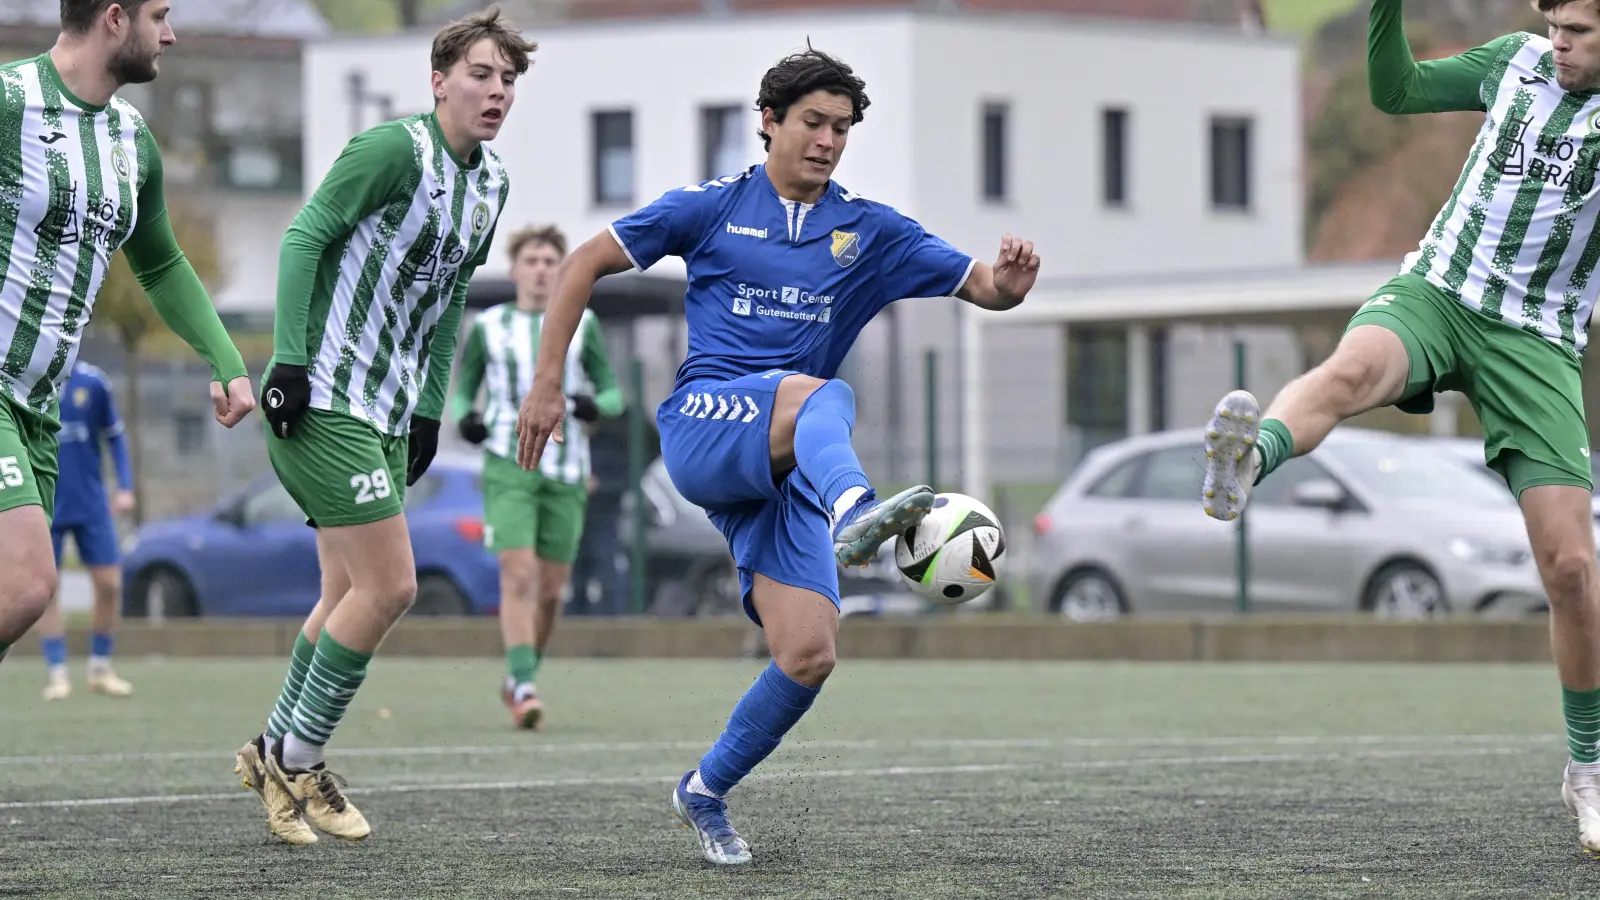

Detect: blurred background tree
93,200,226,524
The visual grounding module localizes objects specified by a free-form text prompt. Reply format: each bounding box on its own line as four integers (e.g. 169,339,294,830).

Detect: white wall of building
303,10,1299,281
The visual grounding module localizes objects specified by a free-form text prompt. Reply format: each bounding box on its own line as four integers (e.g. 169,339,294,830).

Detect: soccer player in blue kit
515,45,1040,865
34,361,136,700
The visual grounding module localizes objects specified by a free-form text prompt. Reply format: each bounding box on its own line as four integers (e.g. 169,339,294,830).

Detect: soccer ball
893,493,1006,605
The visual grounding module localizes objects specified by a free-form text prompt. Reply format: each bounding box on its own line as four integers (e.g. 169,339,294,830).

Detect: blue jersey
53,363,133,526
610,165,975,389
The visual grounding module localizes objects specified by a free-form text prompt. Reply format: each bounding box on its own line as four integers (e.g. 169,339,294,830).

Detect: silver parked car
1029,427,1548,620
1432,435,1600,523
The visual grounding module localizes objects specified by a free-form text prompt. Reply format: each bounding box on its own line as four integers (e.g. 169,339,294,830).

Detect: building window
981,102,1008,202
1102,107,1128,208
592,110,634,206
1210,116,1252,211
701,105,745,181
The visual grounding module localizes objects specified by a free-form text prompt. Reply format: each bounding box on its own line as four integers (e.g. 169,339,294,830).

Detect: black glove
262,364,311,439
407,416,440,486
458,410,488,445
570,394,600,423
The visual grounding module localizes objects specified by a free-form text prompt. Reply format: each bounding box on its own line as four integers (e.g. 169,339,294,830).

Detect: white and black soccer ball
893,493,1006,605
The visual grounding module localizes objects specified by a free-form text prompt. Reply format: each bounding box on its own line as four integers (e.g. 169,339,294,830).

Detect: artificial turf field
0,657,1595,899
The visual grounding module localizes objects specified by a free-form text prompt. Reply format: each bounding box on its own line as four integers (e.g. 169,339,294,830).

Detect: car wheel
412,573,470,616
1364,561,1447,619
1052,569,1127,622
127,566,198,619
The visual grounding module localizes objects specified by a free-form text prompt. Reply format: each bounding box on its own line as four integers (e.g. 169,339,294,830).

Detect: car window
1321,439,1515,508
241,481,304,525
1248,456,1334,508
1086,457,1142,498
1133,445,1205,501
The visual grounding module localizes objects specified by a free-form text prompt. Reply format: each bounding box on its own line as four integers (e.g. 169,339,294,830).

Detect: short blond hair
506,224,567,261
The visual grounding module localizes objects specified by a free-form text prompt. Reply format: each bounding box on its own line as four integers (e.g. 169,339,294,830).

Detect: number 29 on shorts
351,468,392,505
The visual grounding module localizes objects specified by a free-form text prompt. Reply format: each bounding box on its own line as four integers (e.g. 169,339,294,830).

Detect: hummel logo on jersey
679,392,761,423
37,131,67,144
726,222,768,239
1521,75,1549,85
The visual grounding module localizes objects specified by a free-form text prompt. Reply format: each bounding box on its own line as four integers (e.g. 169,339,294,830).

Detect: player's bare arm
955,234,1041,311
514,229,632,469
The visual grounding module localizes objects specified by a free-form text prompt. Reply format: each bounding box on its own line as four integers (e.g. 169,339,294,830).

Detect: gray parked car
1029,427,1547,620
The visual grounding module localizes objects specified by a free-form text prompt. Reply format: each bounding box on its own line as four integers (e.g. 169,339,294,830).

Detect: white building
303,7,1305,492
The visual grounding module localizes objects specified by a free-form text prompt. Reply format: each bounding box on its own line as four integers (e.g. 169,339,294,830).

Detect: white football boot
1562,762,1600,856
1202,390,1261,523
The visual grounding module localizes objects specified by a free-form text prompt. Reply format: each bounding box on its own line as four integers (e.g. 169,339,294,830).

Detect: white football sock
831,486,868,527
280,733,324,771
687,769,723,798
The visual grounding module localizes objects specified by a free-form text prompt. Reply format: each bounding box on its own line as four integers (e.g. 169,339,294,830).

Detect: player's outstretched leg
781,377,933,566
1200,324,1412,522
673,576,834,866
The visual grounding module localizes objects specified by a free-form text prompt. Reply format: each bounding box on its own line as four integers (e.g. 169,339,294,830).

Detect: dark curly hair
755,41,871,152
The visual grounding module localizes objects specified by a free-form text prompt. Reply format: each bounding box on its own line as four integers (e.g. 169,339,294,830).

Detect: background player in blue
35,361,136,701
515,45,1040,865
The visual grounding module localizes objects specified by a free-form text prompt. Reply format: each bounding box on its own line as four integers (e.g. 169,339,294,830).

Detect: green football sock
283,629,371,770
529,647,544,683
265,631,318,741
506,643,537,686
1566,686,1600,763
0,640,9,664
1253,418,1295,483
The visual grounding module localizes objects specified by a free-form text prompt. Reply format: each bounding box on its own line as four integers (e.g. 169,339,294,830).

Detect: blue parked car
121,453,500,617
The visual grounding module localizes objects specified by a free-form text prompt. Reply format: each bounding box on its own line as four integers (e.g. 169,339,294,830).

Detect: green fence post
924,349,938,492
628,358,647,615
1234,340,1251,615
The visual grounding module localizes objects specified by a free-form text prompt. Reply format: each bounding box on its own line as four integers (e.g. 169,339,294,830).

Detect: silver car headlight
1448,537,1530,566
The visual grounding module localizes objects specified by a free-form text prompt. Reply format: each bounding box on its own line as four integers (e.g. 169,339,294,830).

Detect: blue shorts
52,515,120,568
656,371,838,625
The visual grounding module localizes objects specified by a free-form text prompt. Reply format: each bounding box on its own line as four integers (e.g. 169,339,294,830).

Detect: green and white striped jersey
274,112,509,436
453,303,622,483
1400,32,1600,352
0,55,152,413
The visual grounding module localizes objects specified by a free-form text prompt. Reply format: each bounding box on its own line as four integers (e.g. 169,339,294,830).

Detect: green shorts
266,409,408,528
0,394,57,522
1347,273,1591,497
482,452,589,563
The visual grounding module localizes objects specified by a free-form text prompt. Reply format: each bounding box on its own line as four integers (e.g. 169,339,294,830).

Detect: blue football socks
41,635,66,668
694,661,822,796
792,379,871,515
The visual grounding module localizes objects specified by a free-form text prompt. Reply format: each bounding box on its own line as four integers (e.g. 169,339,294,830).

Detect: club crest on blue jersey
73,386,89,407
830,230,860,268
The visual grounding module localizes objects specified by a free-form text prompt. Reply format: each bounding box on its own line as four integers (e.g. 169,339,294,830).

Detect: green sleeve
580,314,624,417
119,131,247,384
450,316,487,422
274,122,417,366
1368,0,1510,115
416,269,473,422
